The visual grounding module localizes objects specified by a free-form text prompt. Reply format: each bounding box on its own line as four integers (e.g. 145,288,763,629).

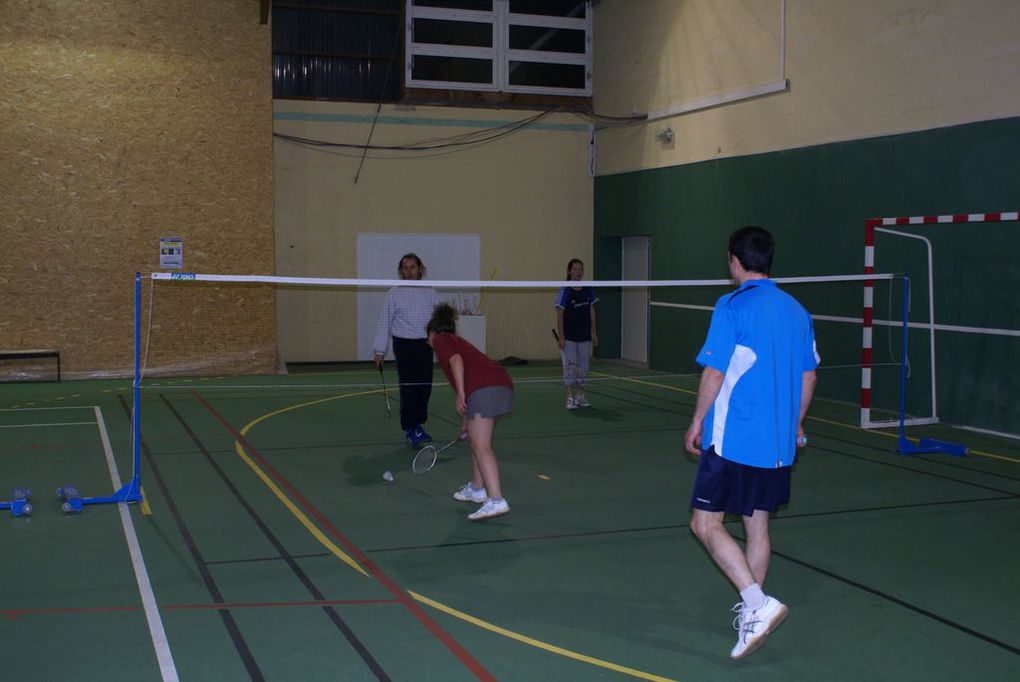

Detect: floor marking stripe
94,406,179,682
234,390,376,577
197,390,497,682
592,372,1019,464
227,388,676,682
0,421,96,428
410,591,677,682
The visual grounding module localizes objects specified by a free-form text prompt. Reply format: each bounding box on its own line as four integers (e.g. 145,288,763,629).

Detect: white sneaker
730,597,788,660
566,397,577,410
574,394,590,408
453,482,487,503
467,498,510,521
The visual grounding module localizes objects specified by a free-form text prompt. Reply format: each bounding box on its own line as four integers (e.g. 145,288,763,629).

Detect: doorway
620,236,649,364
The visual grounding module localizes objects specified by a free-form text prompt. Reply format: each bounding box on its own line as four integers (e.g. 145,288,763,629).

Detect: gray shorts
466,385,514,420
561,340,592,387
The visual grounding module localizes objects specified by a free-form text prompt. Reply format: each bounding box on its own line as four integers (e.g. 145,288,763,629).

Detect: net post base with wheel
57,479,142,514
0,487,33,517
897,436,968,457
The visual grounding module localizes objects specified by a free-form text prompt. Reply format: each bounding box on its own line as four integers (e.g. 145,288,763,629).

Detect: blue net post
895,275,968,457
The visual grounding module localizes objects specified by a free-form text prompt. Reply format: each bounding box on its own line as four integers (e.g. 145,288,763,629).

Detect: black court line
769,547,1020,656
359,494,1020,657
812,443,1020,497
117,395,266,681
159,394,392,682
191,390,497,682
362,494,1017,555
818,431,1020,483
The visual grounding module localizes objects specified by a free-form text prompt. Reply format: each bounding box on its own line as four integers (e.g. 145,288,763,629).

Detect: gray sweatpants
561,340,592,387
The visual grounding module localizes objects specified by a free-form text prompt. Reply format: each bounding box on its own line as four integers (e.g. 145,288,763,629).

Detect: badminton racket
412,437,458,475
378,364,392,418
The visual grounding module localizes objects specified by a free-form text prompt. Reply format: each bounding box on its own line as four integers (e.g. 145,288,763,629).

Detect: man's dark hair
427,302,458,335
728,226,774,275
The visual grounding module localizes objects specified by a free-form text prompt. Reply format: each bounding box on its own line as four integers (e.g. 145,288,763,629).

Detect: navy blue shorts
689,448,791,517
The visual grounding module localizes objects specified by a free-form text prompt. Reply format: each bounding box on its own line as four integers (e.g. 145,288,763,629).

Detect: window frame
405,0,592,97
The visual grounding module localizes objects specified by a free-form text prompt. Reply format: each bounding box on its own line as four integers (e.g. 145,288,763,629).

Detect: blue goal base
897,436,968,457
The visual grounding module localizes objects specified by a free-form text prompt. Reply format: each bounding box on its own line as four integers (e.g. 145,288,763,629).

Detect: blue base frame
893,277,968,458
897,436,968,457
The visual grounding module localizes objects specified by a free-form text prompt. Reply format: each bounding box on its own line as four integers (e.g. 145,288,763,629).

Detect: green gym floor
0,362,1017,681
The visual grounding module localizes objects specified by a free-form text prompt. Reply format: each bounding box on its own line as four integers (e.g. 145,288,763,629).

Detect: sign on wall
159,237,183,269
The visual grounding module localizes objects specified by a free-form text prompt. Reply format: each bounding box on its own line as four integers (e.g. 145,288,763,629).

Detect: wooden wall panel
0,0,274,377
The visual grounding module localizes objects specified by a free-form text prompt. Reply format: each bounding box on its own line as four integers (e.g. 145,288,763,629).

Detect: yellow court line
410,591,677,682
234,386,676,681
233,390,377,578
592,371,1020,464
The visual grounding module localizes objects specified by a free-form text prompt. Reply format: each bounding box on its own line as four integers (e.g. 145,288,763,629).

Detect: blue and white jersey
696,279,819,468
555,286,598,342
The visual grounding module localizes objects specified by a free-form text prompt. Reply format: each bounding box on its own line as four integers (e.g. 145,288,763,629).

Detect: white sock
740,584,766,611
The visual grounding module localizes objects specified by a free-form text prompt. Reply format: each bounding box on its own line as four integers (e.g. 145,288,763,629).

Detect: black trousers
392,336,434,431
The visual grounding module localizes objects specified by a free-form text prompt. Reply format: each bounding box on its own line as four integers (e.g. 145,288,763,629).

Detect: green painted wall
594,116,1020,434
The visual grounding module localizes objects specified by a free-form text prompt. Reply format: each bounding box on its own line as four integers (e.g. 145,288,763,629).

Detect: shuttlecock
382,470,394,483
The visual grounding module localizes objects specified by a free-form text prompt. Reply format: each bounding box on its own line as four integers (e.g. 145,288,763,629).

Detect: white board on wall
357,233,481,360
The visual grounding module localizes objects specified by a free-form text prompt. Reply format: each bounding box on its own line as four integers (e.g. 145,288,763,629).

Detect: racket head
411,444,438,474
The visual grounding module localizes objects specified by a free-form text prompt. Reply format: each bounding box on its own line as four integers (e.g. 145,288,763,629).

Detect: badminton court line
0,405,179,681
93,406,180,682
157,394,390,681
193,390,499,682
590,371,1020,464
210,389,679,682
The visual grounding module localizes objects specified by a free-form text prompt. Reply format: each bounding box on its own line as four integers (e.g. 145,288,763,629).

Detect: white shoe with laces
566,397,577,410
730,596,788,660
467,498,510,521
574,394,590,408
453,483,487,503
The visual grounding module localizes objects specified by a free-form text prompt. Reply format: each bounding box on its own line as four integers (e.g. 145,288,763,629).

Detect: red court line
3,598,399,621
193,390,497,682
165,598,399,611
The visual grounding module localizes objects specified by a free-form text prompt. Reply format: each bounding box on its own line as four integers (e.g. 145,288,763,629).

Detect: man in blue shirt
684,226,819,661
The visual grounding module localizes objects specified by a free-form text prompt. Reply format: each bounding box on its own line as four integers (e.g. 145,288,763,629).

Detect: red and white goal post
861,210,1019,433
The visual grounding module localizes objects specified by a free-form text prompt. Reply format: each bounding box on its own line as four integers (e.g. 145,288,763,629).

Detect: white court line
0,406,96,412
93,406,180,682
650,302,1020,337
0,422,96,428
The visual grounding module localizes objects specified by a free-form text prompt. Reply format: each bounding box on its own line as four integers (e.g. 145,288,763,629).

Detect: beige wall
594,0,1020,175
273,101,594,362
0,0,274,377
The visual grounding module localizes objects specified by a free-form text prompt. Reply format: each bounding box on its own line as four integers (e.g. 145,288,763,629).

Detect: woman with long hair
555,258,598,409
427,302,513,520
373,253,440,447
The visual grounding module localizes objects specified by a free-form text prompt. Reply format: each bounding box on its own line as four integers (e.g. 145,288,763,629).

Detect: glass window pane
413,19,493,48
413,55,493,84
508,60,586,89
274,55,399,100
509,0,584,18
414,0,493,10
509,25,585,53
